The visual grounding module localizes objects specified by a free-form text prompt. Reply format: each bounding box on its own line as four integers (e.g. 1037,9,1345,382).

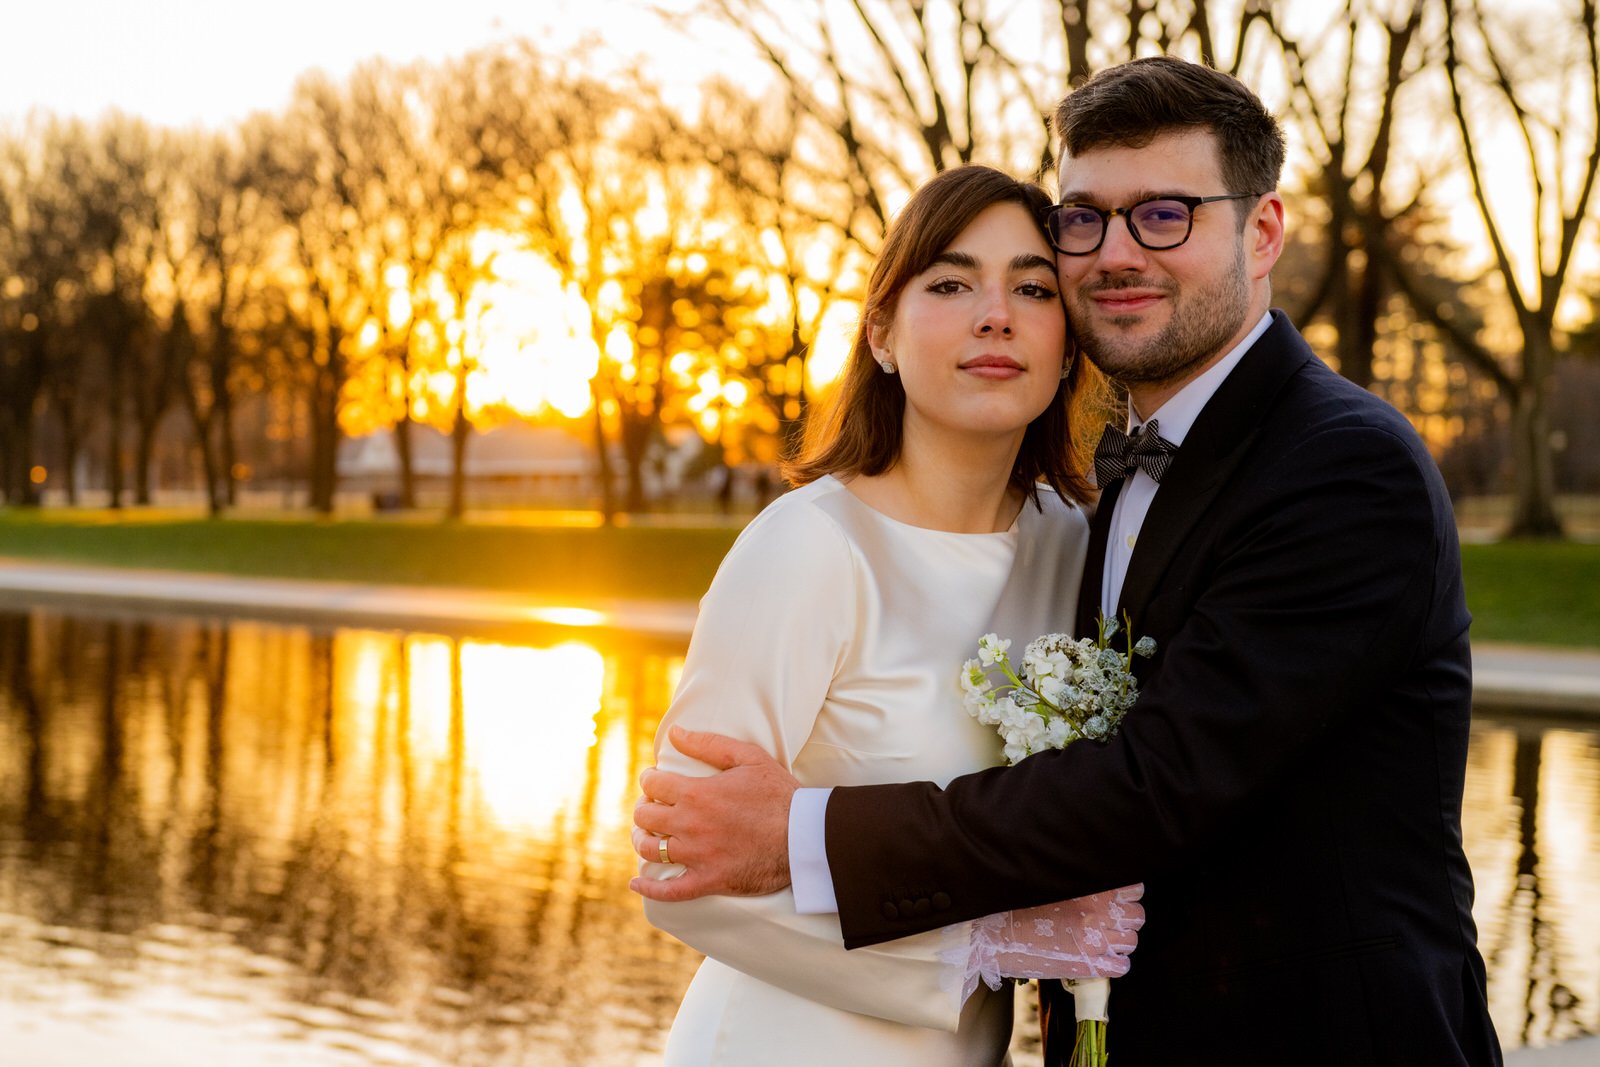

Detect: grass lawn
0,508,741,602
0,508,1594,648
1460,541,1600,648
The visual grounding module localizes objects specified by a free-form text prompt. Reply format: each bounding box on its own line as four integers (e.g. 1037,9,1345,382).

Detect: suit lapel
1076,478,1120,636
1115,312,1315,626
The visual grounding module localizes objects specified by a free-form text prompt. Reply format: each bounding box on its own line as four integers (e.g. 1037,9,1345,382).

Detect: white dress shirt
790,311,1277,914
1099,311,1272,615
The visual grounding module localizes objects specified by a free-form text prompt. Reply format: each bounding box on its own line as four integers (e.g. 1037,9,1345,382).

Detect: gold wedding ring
658,836,672,865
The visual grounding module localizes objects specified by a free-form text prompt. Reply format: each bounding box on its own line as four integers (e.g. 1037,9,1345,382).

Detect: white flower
960,658,990,695
973,692,1008,726
977,634,1011,666
964,688,996,719
999,702,1047,746
1043,717,1076,748
1038,676,1068,707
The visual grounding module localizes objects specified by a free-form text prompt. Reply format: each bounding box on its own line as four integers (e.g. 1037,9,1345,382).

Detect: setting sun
464,232,600,420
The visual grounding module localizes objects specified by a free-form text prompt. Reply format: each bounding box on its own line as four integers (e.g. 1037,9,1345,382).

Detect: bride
638,165,1140,1065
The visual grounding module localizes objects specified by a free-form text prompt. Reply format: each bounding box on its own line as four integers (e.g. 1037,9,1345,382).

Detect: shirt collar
1127,311,1273,444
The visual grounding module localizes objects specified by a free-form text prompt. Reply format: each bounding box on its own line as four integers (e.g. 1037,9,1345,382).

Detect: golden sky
0,0,725,127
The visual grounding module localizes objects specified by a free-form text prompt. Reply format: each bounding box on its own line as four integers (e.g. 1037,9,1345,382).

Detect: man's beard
1070,245,1250,389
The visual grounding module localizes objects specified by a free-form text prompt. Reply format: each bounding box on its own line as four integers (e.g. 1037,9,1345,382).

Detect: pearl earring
879,358,897,374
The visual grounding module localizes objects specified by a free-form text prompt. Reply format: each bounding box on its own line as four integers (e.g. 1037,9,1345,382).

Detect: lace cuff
939,886,1144,1004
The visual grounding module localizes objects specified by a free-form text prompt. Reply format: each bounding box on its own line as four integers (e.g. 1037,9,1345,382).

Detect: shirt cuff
788,786,838,914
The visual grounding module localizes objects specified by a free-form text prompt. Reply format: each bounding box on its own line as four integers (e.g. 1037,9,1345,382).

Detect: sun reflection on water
462,639,605,831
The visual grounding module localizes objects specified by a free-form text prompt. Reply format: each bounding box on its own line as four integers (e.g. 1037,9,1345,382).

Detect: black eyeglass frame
1044,193,1265,256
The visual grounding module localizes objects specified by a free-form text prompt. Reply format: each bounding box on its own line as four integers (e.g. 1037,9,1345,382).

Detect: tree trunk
1506,358,1563,538
58,401,82,506
777,300,810,460
1348,244,1384,392
589,379,615,525
620,413,649,514
62,429,80,505
219,395,238,508
309,401,337,515
0,414,15,503
134,419,160,506
197,426,223,517
203,312,238,511
446,363,470,521
307,329,345,516
107,384,126,510
396,414,417,509
4,409,38,506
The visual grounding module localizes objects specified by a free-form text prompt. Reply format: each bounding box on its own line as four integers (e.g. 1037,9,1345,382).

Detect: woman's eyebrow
927,251,1056,272
928,250,979,270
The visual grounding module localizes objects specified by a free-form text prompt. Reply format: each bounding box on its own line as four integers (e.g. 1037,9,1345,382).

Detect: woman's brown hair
784,164,1106,507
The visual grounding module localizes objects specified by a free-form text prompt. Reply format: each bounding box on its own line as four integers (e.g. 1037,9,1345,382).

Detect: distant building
337,422,764,510
339,423,594,502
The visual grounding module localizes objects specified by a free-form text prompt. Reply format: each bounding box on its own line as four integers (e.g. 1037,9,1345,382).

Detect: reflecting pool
0,609,1594,1064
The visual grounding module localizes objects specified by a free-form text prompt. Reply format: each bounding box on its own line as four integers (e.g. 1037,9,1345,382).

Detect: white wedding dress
642,475,1088,1066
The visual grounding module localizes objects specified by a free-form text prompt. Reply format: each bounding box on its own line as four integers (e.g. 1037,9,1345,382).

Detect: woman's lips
961,356,1023,380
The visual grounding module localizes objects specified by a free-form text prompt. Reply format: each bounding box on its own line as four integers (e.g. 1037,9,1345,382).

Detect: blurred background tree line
0,0,1595,535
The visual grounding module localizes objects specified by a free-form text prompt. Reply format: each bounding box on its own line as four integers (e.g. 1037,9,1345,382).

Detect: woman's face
872,201,1068,449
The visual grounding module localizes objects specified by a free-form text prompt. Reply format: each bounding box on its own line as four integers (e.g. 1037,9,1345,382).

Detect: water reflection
1463,722,1600,1047
0,608,1595,1064
0,612,696,1066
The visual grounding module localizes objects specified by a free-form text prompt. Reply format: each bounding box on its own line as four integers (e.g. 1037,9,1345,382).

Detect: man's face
1054,129,1264,396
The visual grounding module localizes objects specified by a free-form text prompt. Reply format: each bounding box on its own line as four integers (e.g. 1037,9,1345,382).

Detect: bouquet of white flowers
959,613,1154,1067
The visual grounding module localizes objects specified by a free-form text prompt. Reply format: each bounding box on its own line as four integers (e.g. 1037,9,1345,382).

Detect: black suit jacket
824,313,1500,1065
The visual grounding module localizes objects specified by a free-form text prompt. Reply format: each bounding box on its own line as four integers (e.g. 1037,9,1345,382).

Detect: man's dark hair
1054,56,1286,205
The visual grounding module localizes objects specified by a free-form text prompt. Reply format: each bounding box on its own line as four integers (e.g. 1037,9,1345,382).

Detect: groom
634,57,1500,1065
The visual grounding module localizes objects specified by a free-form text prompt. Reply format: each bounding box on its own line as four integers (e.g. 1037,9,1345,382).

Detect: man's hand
630,726,800,902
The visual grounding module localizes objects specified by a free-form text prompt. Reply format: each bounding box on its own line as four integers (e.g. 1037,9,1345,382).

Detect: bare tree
1373,0,1599,537
175,123,273,515
687,0,1273,255
450,44,673,521
685,81,863,457
0,116,170,506
258,70,401,514
109,120,190,506
350,60,486,511
0,123,62,503
1268,0,1437,389
688,0,1054,248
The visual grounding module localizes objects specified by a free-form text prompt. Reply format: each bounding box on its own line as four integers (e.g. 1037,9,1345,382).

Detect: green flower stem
1068,1019,1107,1067
989,652,1072,726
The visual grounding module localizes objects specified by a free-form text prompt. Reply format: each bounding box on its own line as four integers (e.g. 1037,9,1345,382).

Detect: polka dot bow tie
1093,419,1179,486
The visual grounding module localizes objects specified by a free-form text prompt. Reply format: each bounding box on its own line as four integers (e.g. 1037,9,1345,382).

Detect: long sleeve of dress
640,497,970,1033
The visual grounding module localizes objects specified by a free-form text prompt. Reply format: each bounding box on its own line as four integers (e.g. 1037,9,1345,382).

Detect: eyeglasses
1044,193,1264,256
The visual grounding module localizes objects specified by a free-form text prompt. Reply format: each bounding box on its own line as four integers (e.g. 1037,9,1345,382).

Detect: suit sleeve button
932,892,951,911
913,898,931,916
881,901,900,920
897,898,915,915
